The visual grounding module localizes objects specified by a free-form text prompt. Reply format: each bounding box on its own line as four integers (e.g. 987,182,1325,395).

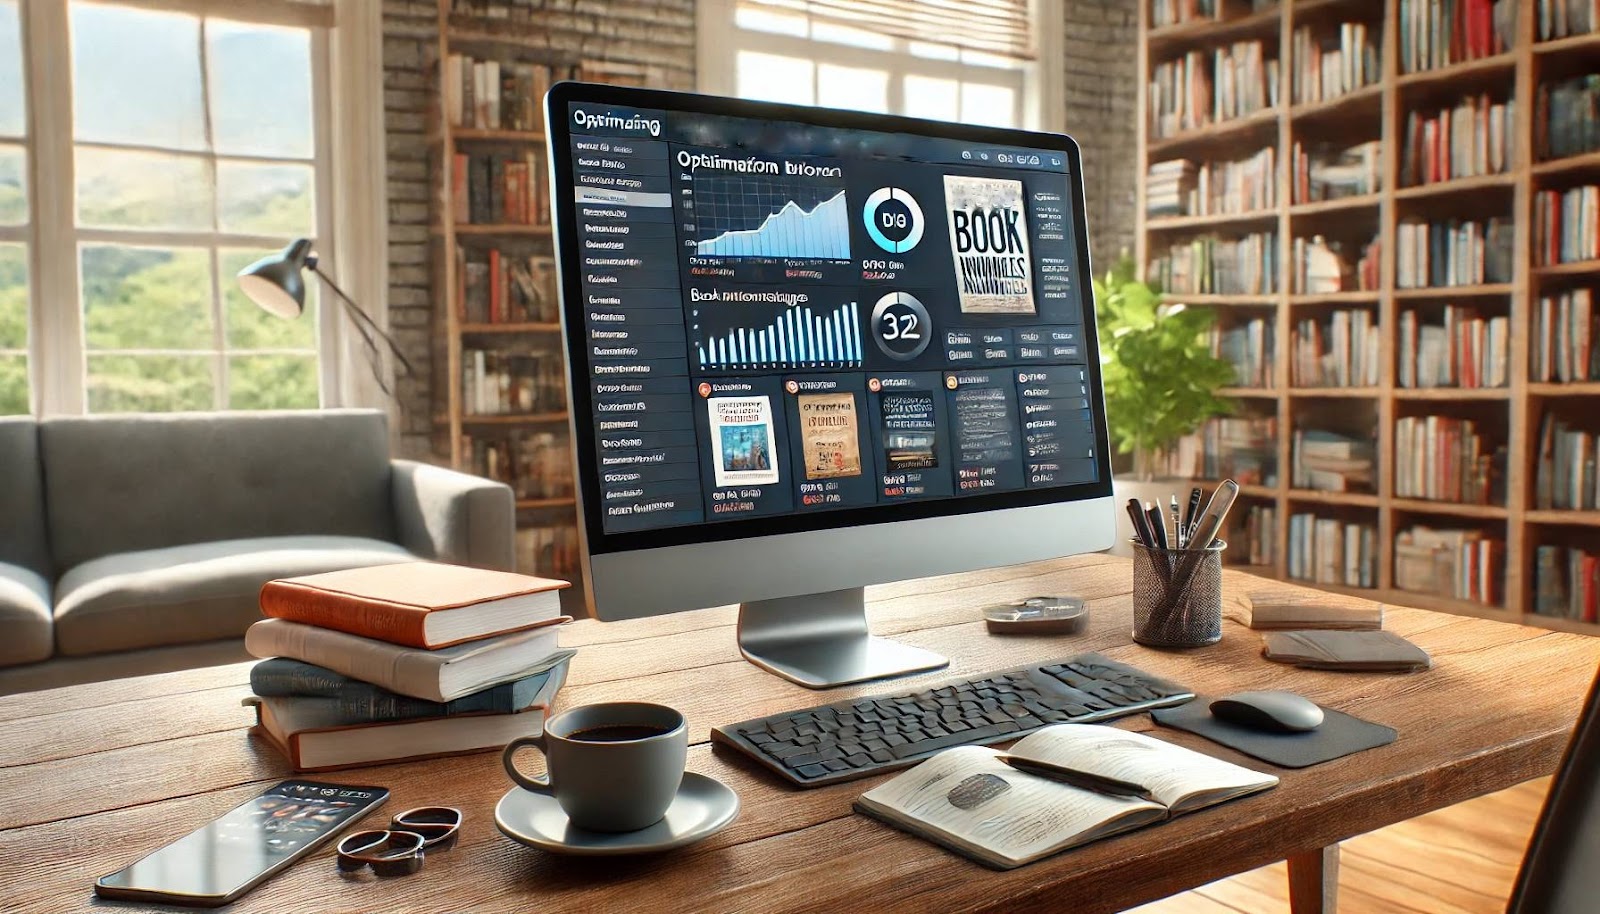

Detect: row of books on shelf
1536,414,1600,509
1291,235,1380,294
1148,42,1280,140
244,562,573,770
516,525,580,581
1145,149,1276,217
1156,415,1278,485
1149,0,1223,28
1290,22,1379,106
462,349,567,416
450,150,551,226
1533,185,1599,265
1292,429,1375,492
1240,503,1275,566
464,431,574,501
1537,0,1600,39
1395,525,1503,605
1534,544,1599,623
1399,306,1510,388
1394,415,1506,504
455,246,559,325
1291,309,1380,388
1395,217,1513,288
1533,289,1599,382
1148,231,1278,295
1536,75,1600,161
1398,0,1515,74
1399,95,1514,187
1287,514,1378,589
442,54,577,132
1294,140,1381,203
1210,317,1273,388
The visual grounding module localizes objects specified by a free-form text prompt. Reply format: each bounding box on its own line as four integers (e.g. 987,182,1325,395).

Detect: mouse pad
1150,700,1396,768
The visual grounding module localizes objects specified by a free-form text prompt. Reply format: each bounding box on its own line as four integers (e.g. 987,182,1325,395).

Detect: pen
1126,498,1155,548
1002,758,1157,802
1171,495,1185,550
1145,502,1169,550
1183,487,1203,540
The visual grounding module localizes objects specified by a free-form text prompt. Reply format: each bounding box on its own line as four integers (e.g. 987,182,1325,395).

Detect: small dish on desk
495,771,739,855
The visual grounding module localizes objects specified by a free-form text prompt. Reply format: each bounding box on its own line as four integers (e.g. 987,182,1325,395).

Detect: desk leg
1287,844,1339,914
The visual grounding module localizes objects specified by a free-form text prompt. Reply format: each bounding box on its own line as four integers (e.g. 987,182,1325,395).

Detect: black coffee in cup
569,724,671,743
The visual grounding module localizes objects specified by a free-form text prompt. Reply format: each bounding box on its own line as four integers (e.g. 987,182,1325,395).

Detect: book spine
258,581,431,648
250,658,353,697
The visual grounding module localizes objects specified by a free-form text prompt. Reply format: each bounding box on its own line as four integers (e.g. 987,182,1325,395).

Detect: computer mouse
1209,690,1324,733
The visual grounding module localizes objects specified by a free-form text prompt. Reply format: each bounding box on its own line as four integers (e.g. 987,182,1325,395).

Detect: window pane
909,41,959,61
77,147,212,230
734,7,807,36
0,143,22,225
818,64,888,113
87,354,213,412
811,22,893,49
228,354,317,409
0,1,23,137
81,245,213,350
207,20,313,158
71,3,206,149
904,75,959,121
0,354,25,414
0,241,25,349
737,52,814,106
217,161,313,235
221,248,315,350
961,83,1016,128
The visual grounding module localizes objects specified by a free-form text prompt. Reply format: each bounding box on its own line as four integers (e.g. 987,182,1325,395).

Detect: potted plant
1093,255,1236,481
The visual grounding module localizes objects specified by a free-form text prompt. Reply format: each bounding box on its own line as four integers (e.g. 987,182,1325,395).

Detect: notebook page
1008,725,1278,810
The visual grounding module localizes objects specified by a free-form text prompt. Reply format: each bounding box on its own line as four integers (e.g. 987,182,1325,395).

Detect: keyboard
710,653,1194,788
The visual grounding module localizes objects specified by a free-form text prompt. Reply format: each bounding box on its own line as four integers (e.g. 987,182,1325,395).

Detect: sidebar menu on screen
569,117,707,532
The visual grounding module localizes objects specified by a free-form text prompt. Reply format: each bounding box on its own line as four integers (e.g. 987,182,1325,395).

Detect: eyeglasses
335,807,463,877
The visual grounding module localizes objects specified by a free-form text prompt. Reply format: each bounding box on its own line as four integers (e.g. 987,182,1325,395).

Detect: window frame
13,0,343,416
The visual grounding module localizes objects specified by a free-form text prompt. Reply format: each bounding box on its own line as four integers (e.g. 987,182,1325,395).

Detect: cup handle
502,734,553,794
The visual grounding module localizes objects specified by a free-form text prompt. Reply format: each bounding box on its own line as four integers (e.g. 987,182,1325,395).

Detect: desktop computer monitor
544,83,1115,688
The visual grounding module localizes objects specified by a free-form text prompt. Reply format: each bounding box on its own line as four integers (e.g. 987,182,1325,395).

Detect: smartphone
95,780,389,907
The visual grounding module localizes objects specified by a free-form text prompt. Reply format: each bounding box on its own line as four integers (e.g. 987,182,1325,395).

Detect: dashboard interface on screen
554,93,1103,539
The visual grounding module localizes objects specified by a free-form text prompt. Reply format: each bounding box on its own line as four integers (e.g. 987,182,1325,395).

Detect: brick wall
1062,0,1140,271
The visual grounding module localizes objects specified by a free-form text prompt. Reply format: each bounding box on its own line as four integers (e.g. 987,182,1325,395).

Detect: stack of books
1293,428,1375,492
1395,216,1514,288
1395,525,1504,605
1399,306,1510,388
1242,503,1276,567
1400,95,1515,186
450,151,550,226
1534,545,1599,622
1287,513,1377,589
463,431,574,501
1149,0,1218,28
454,247,558,325
1398,0,1516,73
1533,185,1599,265
1159,415,1279,485
1536,75,1600,161
442,55,575,131
1291,235,1381,293
1148,231,1279,295
1291,22,1380,106
1147,150,1277,217
461,349,566,416
1533,289,1598,382
1146,159,1198,217
244,563,573,771
1293,140,1382,202
1395,415,1505,504
1291,309,1380,388
1210,317,1274,387
1538,0,1599,39
1536,415,1600,509
516,526,580,580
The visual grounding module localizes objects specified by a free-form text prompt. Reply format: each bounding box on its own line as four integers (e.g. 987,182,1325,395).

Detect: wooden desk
1,554,1595,914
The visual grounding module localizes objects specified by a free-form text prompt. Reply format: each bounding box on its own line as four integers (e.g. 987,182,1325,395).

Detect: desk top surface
1,554,1596,914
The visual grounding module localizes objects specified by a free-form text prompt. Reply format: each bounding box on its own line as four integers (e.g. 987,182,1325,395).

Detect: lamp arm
311,265,417,395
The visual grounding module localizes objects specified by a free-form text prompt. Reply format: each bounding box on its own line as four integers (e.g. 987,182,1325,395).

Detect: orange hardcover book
259,562,569,649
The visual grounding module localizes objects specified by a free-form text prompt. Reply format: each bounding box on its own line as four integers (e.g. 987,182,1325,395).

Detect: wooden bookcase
1135,0,1600,632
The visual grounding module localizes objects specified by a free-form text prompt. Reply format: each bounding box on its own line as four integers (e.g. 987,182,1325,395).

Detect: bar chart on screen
695,300,863,370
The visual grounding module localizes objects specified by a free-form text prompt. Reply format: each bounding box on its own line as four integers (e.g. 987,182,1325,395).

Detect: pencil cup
1131,539,1226,649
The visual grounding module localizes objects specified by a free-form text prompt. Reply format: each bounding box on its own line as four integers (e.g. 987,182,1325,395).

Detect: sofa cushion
0,417,51,577
0,562,52,667
40,409,397,570
54,535,417,657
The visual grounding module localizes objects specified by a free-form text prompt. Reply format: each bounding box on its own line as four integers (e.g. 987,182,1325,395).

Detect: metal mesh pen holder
1131,539,1226,648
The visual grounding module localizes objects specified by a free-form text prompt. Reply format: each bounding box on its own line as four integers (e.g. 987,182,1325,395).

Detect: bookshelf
1137,0,1600,631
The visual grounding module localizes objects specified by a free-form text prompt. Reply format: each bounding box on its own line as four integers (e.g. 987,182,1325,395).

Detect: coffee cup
502,701,688,833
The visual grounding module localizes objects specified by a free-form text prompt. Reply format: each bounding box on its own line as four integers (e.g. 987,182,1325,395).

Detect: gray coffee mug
502,701,687,832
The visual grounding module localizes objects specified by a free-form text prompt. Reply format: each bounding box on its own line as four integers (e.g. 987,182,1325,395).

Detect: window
2,0,333,416
703,0,1046,130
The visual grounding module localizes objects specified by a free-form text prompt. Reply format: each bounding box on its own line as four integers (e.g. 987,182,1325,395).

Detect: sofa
0,409,514,694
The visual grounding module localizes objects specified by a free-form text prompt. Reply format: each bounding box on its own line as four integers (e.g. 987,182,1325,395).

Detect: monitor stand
736,587,949,689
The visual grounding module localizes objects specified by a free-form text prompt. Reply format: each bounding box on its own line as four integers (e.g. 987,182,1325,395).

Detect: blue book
250,650,574,723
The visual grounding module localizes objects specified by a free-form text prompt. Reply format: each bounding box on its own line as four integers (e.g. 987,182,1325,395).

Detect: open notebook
855,724,1278,869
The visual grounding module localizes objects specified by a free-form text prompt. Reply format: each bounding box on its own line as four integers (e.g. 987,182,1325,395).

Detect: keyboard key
795,764,829,779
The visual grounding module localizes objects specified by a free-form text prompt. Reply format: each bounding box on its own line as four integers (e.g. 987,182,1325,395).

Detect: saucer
495,772,739,856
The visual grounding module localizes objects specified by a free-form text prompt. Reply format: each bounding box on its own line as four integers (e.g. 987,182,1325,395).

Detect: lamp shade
236,238,315,319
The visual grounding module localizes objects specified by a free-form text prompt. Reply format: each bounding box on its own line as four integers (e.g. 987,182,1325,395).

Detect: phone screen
96,781,388,904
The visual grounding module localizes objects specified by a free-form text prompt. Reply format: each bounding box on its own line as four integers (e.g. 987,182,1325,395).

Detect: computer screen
546,83,1111,557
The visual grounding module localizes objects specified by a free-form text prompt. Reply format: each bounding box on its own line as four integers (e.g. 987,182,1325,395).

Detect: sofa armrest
390,460,516,570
